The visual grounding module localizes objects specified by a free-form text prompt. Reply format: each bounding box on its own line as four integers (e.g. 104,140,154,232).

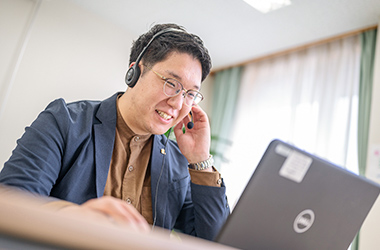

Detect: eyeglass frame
143,64,204,107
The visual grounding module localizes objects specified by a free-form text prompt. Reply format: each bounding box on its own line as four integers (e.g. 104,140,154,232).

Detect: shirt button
217,179,222,185
128,165,134,172
126,198,132,204
134,136,140,142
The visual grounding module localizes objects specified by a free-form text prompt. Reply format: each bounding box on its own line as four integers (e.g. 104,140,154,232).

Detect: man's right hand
60,196,150,232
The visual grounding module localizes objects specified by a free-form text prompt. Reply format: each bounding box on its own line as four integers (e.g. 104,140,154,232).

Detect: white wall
0,0,134,168
359,21,380,250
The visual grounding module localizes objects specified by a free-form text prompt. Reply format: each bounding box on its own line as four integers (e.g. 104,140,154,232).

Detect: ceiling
66,0,380,71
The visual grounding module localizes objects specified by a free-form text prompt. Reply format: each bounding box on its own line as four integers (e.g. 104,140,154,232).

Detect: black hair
129,23,212,82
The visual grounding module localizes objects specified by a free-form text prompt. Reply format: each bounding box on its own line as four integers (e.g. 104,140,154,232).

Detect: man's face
125,52,203,135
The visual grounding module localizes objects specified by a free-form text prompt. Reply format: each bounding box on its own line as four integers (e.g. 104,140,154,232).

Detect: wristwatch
188,155,214,170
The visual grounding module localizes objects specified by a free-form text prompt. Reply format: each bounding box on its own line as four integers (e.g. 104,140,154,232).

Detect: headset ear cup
125,64,141,88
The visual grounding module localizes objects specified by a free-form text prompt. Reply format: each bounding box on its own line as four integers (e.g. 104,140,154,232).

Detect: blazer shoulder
44,92,120,125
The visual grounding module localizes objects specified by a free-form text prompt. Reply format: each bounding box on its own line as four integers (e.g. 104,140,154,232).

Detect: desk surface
0,186,236,250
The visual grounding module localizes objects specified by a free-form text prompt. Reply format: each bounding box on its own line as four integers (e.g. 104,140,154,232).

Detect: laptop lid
215,139,380,250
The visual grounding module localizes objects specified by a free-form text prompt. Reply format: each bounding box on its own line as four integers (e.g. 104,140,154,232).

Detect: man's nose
167,92,185,110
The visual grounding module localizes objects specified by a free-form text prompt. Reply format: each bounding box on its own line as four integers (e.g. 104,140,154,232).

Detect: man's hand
174,105,212,171
60,196,150,232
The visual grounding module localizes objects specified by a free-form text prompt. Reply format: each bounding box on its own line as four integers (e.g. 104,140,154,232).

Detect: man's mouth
156,110,172,120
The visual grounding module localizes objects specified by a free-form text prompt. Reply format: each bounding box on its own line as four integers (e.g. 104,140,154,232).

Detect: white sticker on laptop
279,150,312,183
275,144,292,157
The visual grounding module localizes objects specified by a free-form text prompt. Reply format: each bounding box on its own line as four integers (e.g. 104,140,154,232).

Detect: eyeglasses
144,65,204,107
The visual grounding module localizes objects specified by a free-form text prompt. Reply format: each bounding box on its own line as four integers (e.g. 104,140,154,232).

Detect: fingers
190,105,207,121
173,115,187,137
188,106,209,129
81,196,150,232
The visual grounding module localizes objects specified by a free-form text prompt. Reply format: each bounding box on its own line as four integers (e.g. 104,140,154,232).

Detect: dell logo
293,209,315,233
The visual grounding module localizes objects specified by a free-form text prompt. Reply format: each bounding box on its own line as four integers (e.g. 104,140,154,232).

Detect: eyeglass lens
163,80,202,106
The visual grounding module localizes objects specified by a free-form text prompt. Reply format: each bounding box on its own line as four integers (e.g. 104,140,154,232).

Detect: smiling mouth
156,110,172,120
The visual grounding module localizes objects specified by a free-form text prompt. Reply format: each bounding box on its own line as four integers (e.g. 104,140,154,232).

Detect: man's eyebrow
165,70,182,81
165,70,201,90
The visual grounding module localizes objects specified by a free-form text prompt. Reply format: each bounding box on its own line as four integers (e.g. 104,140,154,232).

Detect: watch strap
188,155,214,170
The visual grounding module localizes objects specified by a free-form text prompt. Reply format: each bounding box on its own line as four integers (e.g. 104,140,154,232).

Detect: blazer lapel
151,135,169,228
94,93,118,197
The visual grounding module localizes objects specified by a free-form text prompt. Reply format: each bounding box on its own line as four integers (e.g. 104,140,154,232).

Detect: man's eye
187,92,196,98
166,80,177,88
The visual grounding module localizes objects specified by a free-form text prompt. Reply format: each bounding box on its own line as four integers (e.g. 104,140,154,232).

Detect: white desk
0,186,236,249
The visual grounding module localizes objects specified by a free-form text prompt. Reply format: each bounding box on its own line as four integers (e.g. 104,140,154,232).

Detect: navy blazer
0,93,229,240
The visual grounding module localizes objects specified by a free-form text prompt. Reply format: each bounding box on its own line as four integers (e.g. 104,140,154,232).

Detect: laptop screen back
215,140,380,250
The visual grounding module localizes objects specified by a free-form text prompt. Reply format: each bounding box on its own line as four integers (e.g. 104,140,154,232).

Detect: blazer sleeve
0,99,70,195
174,173,230,240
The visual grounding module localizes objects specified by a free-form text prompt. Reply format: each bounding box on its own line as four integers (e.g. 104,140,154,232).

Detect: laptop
214,139,380,250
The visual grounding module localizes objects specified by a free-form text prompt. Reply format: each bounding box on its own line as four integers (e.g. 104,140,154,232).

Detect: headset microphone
187,111,194,129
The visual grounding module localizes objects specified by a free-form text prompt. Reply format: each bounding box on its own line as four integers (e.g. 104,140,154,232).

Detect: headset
187,111,194,129
125,27,185,88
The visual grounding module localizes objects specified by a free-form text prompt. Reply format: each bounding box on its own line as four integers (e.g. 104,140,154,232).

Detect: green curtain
210,66,243,170
358,28,377,176
352,28,377,250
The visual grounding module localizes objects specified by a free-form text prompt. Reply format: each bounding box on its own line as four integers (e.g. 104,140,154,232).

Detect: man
0,23,229,240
